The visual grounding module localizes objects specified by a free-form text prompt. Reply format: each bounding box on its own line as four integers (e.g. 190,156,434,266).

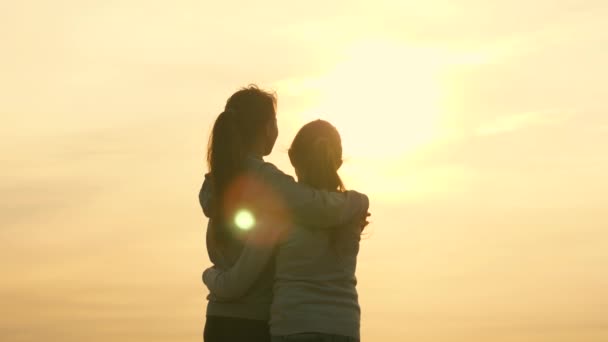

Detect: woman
201,86,368,342
204,120,368,342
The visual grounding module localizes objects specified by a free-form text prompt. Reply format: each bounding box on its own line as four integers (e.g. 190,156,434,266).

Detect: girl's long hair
288,119,345,192
289,120,355,255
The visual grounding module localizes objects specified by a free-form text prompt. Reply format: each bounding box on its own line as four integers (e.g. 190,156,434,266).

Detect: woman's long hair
206,85,276,244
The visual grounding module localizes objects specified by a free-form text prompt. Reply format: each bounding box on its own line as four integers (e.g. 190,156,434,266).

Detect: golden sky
1,1,608,341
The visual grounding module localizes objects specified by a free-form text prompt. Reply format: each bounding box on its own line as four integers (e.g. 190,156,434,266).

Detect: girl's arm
203,224,279,299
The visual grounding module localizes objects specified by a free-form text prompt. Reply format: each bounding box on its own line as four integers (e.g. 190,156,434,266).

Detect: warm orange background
2,1,607,341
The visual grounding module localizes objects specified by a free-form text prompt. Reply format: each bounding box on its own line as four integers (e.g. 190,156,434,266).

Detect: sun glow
234,209,256,231
292,41,446,160
276,41,452,200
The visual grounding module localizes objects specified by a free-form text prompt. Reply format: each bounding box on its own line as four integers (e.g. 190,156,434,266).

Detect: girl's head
289,119,345,192
206,85,277,229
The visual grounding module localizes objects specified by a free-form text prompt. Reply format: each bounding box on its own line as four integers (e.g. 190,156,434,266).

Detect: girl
201,87,368,342
204,119,368,342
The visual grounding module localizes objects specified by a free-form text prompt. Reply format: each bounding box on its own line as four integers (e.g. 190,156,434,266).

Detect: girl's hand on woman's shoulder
360,212,371,232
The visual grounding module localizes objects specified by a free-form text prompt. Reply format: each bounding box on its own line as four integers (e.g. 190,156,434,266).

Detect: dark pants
204,316,270,342
272,333,359,342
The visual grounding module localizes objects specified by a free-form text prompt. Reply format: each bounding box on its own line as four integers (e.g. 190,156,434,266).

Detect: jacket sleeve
258,162,369,229
203,226,277,299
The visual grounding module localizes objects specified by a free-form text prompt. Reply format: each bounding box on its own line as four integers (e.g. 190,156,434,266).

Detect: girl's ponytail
309,137,345,192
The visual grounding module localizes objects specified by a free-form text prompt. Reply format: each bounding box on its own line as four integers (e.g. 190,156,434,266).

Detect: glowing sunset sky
1,1,607,341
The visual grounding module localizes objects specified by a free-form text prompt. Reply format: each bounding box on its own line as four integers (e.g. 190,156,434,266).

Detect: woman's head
206,85,277,231
223,85,278,157
289,119,345,192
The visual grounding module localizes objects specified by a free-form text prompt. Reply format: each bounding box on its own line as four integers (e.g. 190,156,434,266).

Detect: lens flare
234,209,255,231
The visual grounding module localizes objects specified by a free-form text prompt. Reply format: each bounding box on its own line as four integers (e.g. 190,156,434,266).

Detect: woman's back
202,155,277,320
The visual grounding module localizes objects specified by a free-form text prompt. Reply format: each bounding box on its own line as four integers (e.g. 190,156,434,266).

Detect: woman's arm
200,160,369,226
258,162,369,229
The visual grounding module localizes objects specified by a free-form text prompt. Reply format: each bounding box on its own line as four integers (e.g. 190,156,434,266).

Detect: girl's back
271,222,361,339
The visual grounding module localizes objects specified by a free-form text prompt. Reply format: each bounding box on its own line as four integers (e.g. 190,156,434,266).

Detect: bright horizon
2,1,608,341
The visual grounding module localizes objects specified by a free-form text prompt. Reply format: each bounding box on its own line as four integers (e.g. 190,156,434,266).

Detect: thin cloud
0,181,103,229
476,111,568,136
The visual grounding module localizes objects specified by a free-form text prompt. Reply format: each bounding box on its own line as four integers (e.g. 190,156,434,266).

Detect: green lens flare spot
234,209,255,231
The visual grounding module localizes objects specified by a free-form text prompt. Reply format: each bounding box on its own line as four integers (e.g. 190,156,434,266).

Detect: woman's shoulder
245,157,296,184
246,156,281,174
